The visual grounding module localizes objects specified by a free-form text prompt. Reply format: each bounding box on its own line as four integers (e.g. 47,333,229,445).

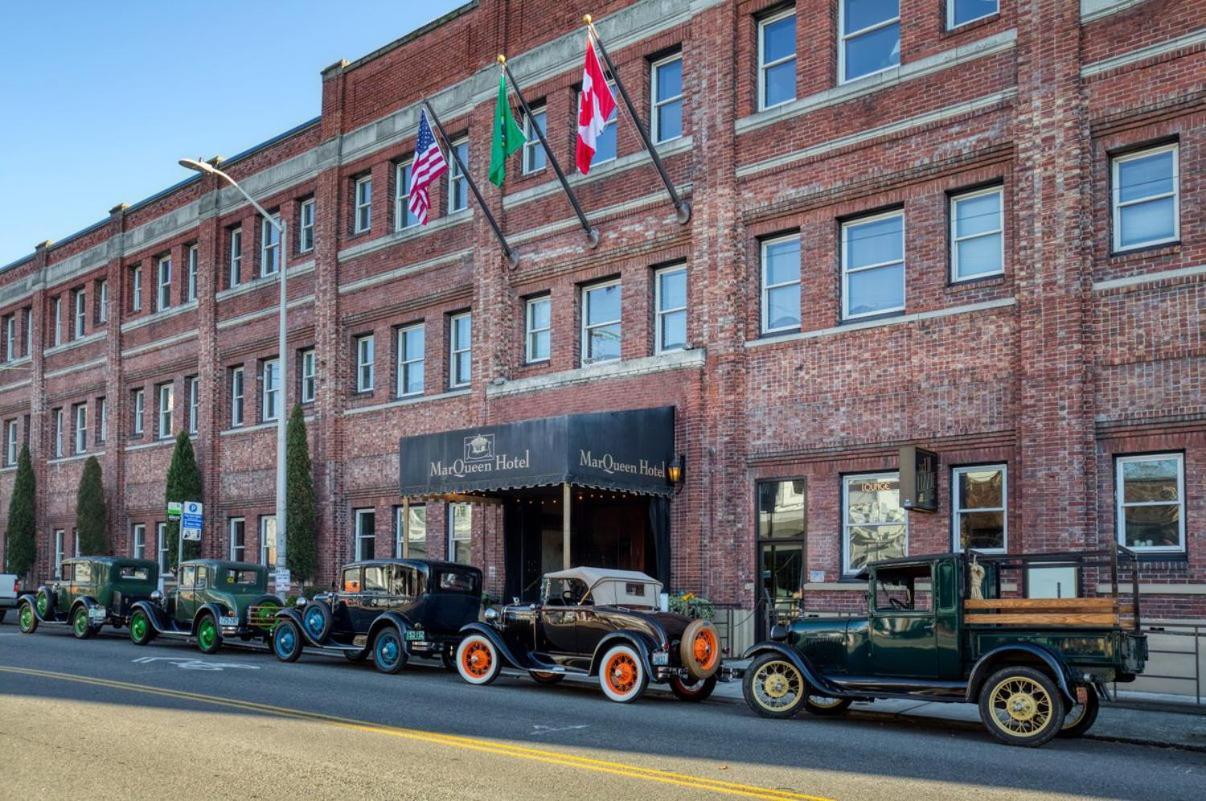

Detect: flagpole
583,15,690,225
499,55,600,248
422,101,519,266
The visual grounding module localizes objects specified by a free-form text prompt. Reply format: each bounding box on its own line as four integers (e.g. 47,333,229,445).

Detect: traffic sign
167,501,182,521
181,501,203,542
273,569,291,593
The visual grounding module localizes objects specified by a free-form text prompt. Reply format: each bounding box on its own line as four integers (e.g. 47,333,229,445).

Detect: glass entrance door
756,479,806,639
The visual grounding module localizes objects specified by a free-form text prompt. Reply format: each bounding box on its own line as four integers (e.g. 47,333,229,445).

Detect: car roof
181,559,265,571
343,559,481,574
855,553,964,578
543,566,660,587
64,556,157,567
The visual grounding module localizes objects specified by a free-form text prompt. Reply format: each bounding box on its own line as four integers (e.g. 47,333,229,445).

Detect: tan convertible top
544,567,663,607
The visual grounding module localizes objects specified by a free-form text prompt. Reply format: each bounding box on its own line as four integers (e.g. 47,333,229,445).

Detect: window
654,265,687,353
73,403,87,454
3,315,14,361
355,508,376,561
186,375,200,435
262,359,280,421
395,504,427,557
97,397,108,444
156,382,174,439
131,523,146,560
53,529,65,578
395,162,418,230
355,334,375,393
184,245,198,303
522,105,548,174
261,215,281,276
131,388,145,436
52,407,63,457
448,139,469,212
157,255,172,311
843,472,907,575
52,296,62,346
1112,144,1179,252
952,465,1007,552
22,307,31,356
525,296,551,363
842,210,905,320
156,522,169,575
948,0,998,28
298,198,315,253
300,349,316,404
396,324,425,397
582,280,621,364
228,367,245,427
651,53,683,143
951,186,1004,281
259,515,277,567
229,518,246,562
761,235,801,334
1116,453,1185,553
97,279,108,324
757,479,806,620
447,503,471,564
353,175,372,233
73,288,86,338
585,82,619,164
839,0,900,83
449,312,472,388
758,9,796,110
130,266,142,312
228,227,243,287
5,419,18,465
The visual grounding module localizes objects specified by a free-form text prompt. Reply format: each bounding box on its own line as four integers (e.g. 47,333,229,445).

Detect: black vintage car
455,567,721,703
272,559,483,674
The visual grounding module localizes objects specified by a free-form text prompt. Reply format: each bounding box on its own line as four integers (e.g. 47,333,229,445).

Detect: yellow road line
0,666,834,801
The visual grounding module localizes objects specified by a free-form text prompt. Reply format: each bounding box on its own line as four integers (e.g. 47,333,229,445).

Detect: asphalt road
1,626,1202,801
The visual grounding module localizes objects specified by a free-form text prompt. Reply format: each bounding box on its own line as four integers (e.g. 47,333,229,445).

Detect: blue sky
0,1,466,267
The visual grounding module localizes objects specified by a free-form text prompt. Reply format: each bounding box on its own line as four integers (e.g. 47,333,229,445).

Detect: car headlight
483,607,499,622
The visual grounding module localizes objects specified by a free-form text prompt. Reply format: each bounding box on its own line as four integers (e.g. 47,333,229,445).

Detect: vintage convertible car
17,557,158,638
271,558,483,674
127,559,281,654
455,567,722,703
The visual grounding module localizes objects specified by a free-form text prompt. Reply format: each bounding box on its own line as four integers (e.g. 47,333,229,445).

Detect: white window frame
261,215,281,276
52,296,62,346
650,53,684,144
838,0,901,84
4,315,14,361
185,244,198,303
950,185,1005,282
355,334,375,393
524,296,551,364
842,471,908,575
157,255,172,311
760,235,801,335
131,523,146,560
947,0,998,29
581,280,622,365
1111,143,1180,253
396,324,425,397
448,139,469,212
229,227,243,287
229,366,245,427
131,266,142,312
395,504,427,557
298,198,316,253
97,279,108,323
447,503,471,564
841,209,906,321
54,529,65,578
259,515,277,567
74,403,88,454
300,349,316,404
449,312,472,389
98,396,108,444
654,265,688,354
262,358,280,422
132,388,145,436
355,508,376,561
757,8,796,111
5,419,17,465
1115,453,1186,554
157,522,170,575
522,105,548,175
228,517,246,562
952,464,1008,553
157,383,174,439
52,408,63,457
395,162,418,230
73,288,86,338
354,175,373,234
187,376,200,435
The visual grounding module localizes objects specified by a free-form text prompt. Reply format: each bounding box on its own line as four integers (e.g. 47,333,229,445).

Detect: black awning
399,406,676,497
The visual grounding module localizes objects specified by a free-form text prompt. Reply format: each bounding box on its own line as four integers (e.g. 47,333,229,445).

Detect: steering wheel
888,597,907,610
561,590,577,606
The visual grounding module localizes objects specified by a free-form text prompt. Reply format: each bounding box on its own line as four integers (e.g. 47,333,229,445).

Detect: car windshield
543,577,589,606
222,569,263,588
437,570,478,595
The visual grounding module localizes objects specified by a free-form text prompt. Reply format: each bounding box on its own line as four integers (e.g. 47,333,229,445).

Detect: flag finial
582,14,592,24
497,54,506,65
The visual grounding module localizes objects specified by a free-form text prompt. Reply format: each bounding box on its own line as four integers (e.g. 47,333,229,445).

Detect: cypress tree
4,444,36,575
75,456,109,555
285,404,317,585
164,431,202,571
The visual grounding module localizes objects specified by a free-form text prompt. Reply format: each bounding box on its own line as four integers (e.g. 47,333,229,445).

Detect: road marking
0,666,834,801
131,656,261,671
530,723,590,735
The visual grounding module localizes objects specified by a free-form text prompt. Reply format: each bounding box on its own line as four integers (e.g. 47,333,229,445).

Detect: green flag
489,73,525,187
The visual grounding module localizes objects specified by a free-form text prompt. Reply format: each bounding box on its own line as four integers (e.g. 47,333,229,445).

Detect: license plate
219,616,239,627
87,608,106,622
404,630,425,641
651,651,669,666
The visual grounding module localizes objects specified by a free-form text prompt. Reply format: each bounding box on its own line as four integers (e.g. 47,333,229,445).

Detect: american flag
408,109,448,225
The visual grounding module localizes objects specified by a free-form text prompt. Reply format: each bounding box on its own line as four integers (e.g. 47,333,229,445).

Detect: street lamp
179,157,290,596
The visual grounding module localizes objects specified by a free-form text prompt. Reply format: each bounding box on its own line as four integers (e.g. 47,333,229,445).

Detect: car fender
367,611,412,648
457,622,526,670
192,602,228,634
589,630,657,678
966,643,1077,705
130,600,171,633
275,607,321,644
17,593,42,621
741,641,849,697
69,595,102,621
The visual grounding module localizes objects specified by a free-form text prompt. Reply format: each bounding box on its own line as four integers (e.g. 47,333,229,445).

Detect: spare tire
680,619,721,679
35,587,55,620
300,601,333,643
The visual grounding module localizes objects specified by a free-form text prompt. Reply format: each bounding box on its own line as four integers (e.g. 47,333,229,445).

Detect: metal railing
1118,621,1203,706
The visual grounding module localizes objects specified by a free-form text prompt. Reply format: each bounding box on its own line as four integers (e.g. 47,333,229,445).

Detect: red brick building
1,0,1202,646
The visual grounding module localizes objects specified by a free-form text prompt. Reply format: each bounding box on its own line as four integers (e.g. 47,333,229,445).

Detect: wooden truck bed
963,597,1121,627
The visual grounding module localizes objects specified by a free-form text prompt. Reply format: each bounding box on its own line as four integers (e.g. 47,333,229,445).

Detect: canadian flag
575,35,617,175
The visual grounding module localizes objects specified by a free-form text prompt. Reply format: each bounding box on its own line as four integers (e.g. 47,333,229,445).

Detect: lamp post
179,158,289,596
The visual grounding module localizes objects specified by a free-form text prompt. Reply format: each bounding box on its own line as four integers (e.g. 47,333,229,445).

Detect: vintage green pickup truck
741,547,1147,747
17,557,159,638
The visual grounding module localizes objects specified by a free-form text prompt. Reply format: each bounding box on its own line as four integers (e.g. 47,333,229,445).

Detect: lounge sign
400,407,676,497
899,445,939,513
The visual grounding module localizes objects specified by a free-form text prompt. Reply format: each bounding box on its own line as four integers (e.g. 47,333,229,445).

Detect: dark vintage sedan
455,567,722,703
272,559,483,674
17,557,158,638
